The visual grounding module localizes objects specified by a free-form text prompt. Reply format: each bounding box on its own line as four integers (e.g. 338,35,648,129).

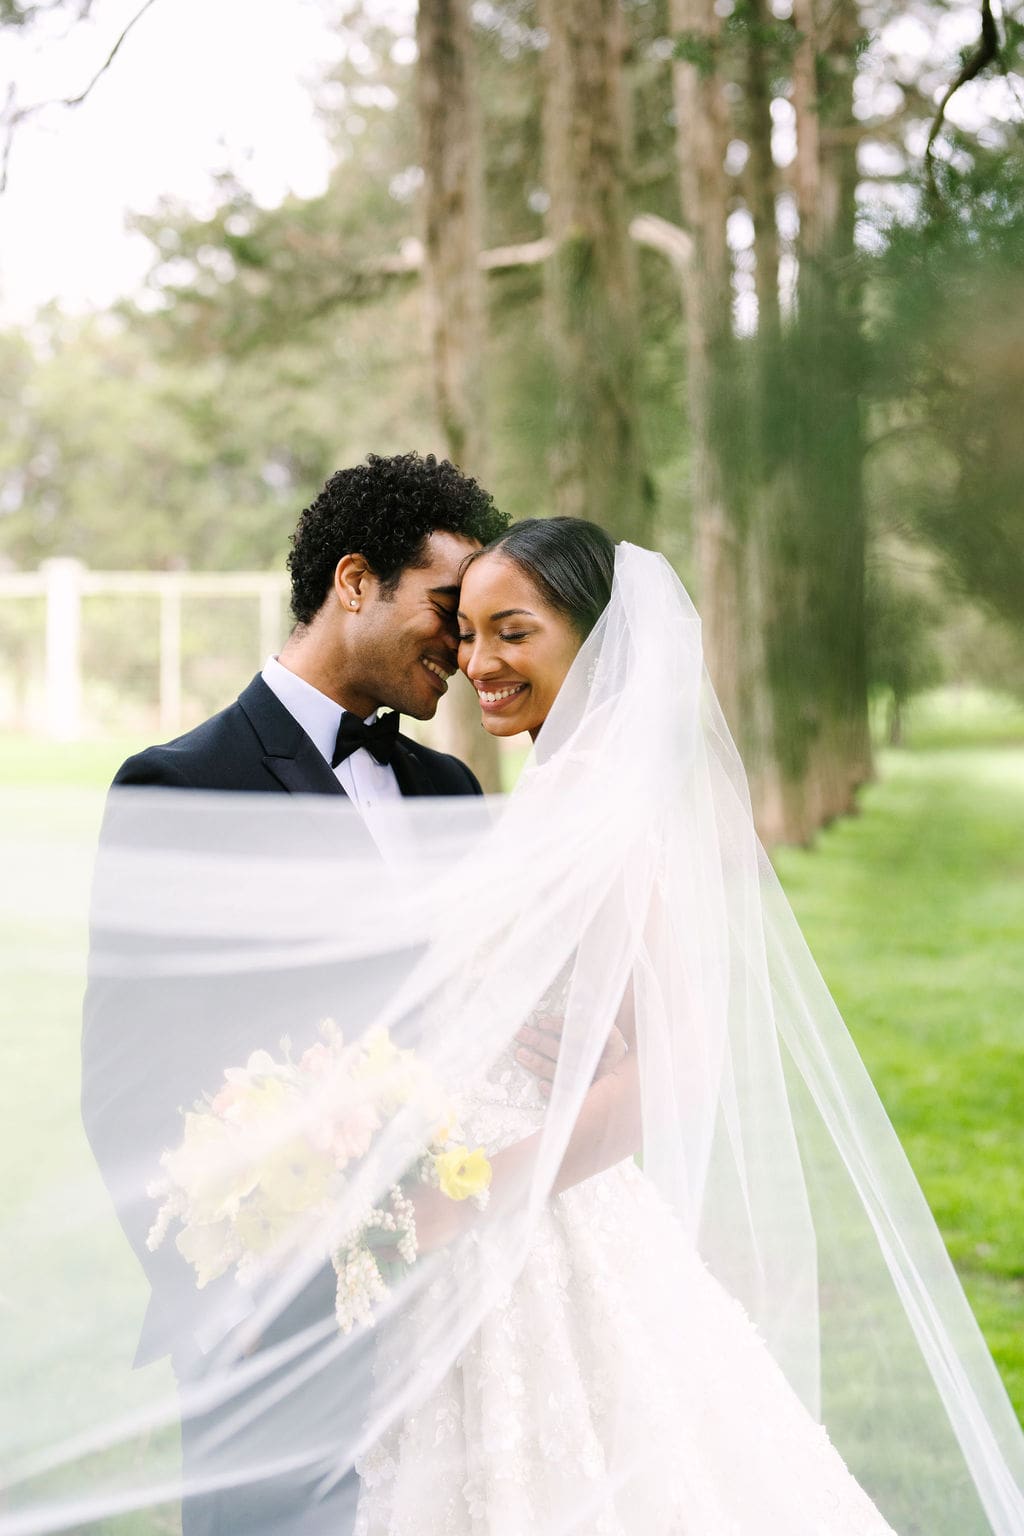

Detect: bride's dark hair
466,517,615,640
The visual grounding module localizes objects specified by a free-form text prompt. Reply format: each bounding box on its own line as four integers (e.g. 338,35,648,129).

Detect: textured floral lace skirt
354,1052,896,1536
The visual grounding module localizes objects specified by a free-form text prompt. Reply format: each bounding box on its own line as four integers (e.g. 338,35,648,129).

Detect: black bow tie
331,709,401,769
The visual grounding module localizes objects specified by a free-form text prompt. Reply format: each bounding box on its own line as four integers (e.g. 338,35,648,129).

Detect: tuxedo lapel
237,676,346,798
262,743,345,797
391,738,439,798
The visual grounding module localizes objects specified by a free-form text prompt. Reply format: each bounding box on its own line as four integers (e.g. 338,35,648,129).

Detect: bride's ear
335,555,371,612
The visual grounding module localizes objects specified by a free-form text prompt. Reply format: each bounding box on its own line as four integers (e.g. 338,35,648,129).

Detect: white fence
0,560,289,741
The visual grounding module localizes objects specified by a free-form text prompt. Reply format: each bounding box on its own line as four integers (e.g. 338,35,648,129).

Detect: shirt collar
261,656,377,765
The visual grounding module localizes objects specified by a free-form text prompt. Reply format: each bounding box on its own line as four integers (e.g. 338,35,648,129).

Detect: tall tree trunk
734,0,818,843
744,0,781,334
416,0,501,789
670,0,742,730
671,0,869,845
537,0,651,543
792,0,872,824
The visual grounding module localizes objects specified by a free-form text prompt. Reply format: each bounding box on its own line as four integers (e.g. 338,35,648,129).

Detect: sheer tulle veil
2,543,1022,1534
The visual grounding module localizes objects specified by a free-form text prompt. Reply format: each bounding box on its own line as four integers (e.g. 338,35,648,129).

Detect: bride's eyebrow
456,607,536,622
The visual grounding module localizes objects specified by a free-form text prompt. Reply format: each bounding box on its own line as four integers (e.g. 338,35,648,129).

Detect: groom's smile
346,530,479,722
421,655,454,693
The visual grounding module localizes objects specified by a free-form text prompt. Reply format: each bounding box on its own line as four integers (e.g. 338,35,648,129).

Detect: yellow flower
359,1027,400,1078
257,1137,334,1214
435,1145,492,1202
356,1027,418,1111
164,1112,259,1223
234,1197,291,1255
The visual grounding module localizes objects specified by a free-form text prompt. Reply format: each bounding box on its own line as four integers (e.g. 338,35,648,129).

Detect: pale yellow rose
435,1145,492,1202
256,1137,334,1214
234,1197,291,1255
164,1113,259,1223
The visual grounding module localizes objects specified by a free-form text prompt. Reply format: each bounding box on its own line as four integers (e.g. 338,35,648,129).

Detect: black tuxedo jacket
83,676,482,1371
113,673,483,799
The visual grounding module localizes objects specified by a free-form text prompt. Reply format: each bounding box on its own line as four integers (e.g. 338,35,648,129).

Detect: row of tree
2,0,1023,839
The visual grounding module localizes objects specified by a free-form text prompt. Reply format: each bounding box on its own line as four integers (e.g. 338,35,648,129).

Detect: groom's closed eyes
429,584,460,618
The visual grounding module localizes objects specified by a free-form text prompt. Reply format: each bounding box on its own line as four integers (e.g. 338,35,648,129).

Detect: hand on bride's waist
514,1015,630,1099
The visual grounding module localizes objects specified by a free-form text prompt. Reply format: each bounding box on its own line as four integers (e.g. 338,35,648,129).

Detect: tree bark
537,0,651,543
793,0,872,825
670,0,741,728
737,0,818,844
415,0,501,789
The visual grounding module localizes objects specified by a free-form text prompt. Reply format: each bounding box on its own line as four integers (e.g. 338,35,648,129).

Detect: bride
7,518,1022,1536
348,518,1024,1535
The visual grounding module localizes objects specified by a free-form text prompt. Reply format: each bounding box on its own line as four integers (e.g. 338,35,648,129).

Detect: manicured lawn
774,746,1024,1422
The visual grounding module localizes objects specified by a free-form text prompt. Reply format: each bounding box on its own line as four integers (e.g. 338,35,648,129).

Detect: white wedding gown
354,1036,897,1536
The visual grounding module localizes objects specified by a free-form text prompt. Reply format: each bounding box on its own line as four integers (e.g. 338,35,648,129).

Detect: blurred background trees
1,0,1023,836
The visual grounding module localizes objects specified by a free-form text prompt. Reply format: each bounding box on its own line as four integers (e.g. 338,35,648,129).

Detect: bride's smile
457,525,609,740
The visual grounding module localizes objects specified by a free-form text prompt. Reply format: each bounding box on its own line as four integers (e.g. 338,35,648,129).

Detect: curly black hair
287,452,510,624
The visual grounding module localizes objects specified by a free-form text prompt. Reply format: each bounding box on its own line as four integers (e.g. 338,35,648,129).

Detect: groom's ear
334,555,373,613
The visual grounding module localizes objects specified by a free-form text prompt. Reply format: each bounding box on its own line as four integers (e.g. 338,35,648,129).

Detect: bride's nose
463,637,502,681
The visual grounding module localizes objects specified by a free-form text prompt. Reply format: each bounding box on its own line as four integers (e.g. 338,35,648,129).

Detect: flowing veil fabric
1,544,1022,1534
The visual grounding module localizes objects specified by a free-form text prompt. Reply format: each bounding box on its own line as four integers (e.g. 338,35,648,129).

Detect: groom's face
352,531,479,720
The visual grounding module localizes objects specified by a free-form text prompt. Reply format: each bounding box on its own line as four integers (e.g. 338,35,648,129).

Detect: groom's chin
401,694,442,723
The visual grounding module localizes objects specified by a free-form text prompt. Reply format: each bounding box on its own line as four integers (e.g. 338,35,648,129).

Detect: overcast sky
0,0,351,322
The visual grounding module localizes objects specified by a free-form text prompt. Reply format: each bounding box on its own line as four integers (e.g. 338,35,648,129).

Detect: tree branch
924,0,1000,209
1,0,159,192
368,219,692,278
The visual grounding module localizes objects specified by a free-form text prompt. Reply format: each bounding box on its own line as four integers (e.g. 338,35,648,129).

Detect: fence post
42,558,84,741
159,583,183,738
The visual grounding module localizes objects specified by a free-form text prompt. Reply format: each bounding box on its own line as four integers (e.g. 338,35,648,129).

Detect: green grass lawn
774,746,1024,1422
0,724,1021,1533
0,731,149,789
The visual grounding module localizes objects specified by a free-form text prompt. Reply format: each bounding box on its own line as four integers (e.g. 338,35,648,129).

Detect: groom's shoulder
396,732,483,797
113,678,266,791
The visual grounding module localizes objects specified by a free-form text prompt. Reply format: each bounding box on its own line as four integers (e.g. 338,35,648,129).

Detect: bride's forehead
459,553,538,608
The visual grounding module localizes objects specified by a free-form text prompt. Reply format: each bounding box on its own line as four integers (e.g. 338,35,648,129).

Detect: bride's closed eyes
457,628,531,644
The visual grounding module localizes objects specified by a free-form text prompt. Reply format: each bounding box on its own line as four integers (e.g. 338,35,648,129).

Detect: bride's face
457,554,583,740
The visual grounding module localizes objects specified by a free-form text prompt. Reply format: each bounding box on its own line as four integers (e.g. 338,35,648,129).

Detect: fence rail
0,560,289,740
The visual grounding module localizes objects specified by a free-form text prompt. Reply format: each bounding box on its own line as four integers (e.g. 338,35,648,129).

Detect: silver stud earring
349,599,358,608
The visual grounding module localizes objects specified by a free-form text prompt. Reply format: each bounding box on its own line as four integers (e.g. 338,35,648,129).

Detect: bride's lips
475,681,529,714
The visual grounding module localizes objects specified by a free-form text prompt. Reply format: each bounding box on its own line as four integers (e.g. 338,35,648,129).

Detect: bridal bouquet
147,1020,492,1333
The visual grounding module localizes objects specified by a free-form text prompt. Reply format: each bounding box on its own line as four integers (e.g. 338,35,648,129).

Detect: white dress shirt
260,656,402,811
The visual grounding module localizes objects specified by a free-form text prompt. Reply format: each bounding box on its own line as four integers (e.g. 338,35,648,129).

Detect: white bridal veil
2,544,1022,1535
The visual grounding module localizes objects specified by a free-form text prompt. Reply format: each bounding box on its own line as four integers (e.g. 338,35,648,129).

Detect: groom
83,453,511,1536
114,450,507,801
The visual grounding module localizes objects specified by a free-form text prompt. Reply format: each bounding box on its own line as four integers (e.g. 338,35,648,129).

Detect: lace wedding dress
354,1035,897,1536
